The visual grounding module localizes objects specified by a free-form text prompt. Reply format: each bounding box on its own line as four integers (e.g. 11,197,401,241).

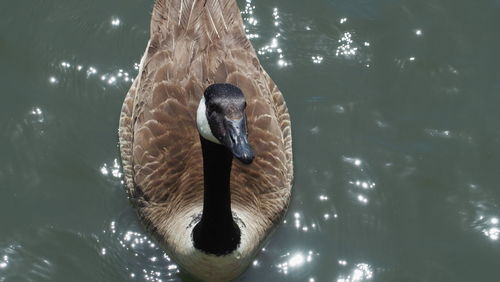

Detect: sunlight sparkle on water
483,227,499,241
336,32,358,57
289,253,305,267
350,180,376,190
255,7,290,67
108,222,178,281
29,107,44,123
0,255,8,269
100,159,123,179
276,250,317,275
337,263,373,282
51,58,135,89
357,194,369,204
343,156,362,167
312,56,324,64
111,17,121,27
425,128,452,138
87,66,97,76
319,195,329,201
242,0,259,39
310,126,320,135
100,165,109,175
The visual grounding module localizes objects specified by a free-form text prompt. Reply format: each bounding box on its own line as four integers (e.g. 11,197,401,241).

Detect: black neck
192,136,241,255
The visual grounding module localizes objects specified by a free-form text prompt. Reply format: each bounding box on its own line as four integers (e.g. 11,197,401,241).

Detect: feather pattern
119,0,292,280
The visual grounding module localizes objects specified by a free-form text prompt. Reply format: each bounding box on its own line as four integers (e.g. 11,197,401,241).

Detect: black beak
223,117,255,164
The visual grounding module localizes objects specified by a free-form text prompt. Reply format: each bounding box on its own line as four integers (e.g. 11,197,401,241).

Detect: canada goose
118,0,293,281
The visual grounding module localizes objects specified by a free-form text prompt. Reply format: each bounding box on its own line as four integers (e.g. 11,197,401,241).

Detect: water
1,0,499,281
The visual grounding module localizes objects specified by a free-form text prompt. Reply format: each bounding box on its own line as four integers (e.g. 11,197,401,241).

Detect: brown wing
119,0,292,229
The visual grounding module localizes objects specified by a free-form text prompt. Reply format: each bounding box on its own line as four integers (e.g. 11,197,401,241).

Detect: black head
203,84,254,164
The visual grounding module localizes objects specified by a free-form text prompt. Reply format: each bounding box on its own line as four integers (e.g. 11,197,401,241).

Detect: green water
1,0,500,281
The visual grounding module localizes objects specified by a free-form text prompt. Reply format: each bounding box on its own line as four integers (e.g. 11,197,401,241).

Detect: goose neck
192,136,240,255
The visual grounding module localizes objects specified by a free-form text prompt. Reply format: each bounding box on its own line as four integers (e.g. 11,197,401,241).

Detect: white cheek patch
196,97,221,144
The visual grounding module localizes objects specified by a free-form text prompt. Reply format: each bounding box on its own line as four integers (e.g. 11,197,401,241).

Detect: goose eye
208,104,220,113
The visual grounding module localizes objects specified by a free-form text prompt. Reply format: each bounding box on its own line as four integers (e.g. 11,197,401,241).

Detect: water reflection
49,59,136,88
477,215,500,241
342,155,379,208
241,0,259,39
337,262,373,282
336,32,358,57
248,4,289,67
101,218,180,281
462,183,500,243
60,61,71,68
318,195,328,201
343,157,362,167
276,250,317,275
111,17,121,27
311,56,323,64
0,255,8,269
349,180,376,190
424,128,452,138
49,76,58,84
483,227,499,241
100,159,123,180
29,107,44,123
356,195,369,205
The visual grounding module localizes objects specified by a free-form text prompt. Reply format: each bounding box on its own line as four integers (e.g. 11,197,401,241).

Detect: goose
118,0,293,281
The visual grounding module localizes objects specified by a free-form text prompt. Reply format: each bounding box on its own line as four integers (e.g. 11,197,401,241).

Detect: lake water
1,0,500,281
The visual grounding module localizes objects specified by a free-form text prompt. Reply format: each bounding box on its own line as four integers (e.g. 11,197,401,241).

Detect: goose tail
151,0,245,42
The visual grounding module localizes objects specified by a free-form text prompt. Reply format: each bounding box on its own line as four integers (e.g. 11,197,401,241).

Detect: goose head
197,83,255,164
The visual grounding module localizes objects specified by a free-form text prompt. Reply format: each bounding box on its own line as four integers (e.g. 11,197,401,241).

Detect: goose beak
223,117,255,164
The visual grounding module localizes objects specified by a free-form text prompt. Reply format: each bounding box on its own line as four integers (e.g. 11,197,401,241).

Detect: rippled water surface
1,0,500,281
